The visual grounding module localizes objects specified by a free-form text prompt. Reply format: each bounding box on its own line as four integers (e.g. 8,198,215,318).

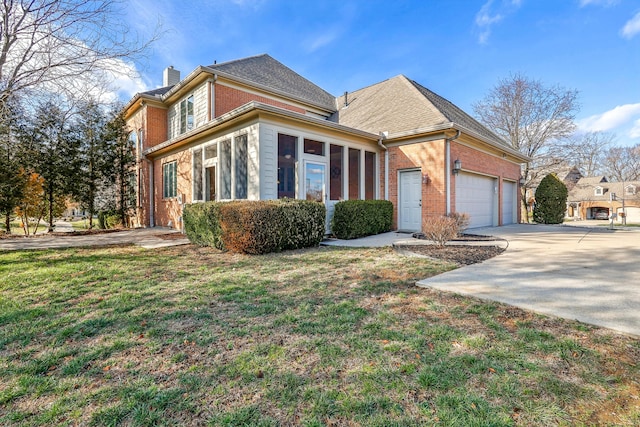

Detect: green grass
3,220,48,235
1,245,639,426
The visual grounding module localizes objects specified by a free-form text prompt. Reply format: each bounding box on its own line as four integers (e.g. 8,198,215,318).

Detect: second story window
180,95,194,134
594,186,603,196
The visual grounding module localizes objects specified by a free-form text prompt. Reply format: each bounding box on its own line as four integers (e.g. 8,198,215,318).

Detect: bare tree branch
0,0,159,105
602,144,640,182
473,73,580,220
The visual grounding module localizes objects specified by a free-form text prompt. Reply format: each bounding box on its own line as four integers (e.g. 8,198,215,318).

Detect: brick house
123,54,528,232
567,176,640,223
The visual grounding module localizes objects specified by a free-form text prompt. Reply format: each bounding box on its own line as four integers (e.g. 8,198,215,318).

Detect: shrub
533,174,568,224
331,200,393,239
422,215,466,247
183,202,224,250
446,212,470,235
183,199,325,254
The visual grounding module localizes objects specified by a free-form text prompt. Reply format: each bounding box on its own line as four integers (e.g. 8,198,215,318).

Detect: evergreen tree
25,100,82,231
104,109,136,227
533,174,568,224
76,100,110,229
0,96,27,233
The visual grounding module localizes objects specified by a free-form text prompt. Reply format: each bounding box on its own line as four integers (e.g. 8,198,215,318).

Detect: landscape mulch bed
397,233,507,265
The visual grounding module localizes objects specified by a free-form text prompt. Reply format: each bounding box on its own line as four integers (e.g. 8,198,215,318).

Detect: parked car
595,210,609,220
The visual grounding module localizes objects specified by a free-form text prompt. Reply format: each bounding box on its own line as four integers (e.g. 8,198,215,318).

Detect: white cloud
578,103,640,139
475,1,503,44
621,12,640,39
305,30,340,53
474,0,522,44
579,0,619,7
631,119,640,139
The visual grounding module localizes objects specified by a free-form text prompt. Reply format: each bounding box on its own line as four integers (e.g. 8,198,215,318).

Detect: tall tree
24,99,81,231
75,99,110,228
0,95,26,232
0,1,157,107
103,108,135,226
564,131,615,177
473,73,579,219
601,144,640,182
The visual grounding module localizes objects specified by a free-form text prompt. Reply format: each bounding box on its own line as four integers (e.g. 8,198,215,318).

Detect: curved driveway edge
0,227,190,251
417,224,640,337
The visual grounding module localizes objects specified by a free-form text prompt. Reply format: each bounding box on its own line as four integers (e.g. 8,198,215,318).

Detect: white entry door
399,170,422,232
304,161,328,232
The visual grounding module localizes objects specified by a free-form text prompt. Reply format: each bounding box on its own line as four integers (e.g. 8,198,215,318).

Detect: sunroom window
180,95,194,134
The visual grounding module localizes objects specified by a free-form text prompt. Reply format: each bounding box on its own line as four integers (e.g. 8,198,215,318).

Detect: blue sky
122,0,640,146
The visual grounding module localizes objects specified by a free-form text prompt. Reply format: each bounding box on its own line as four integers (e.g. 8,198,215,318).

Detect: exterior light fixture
452,159,461,175
422,173,431,184
519,176,526,186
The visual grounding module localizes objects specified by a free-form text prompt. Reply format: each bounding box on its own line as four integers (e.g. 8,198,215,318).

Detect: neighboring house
567,176,640,223
525,165,583,209
123,54,528,232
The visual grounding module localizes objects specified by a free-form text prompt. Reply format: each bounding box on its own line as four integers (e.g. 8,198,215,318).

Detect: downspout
445,129,461,214
378,131,388,200
211,74,217,120
148,159,155,227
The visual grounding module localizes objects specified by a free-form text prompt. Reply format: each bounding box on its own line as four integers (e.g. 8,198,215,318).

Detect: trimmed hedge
183,202,224,249
183,199,325,254
331,200,393,239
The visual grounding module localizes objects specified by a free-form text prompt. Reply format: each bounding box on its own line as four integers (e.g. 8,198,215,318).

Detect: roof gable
207,54,336,111
331,75,510,150
576,176,608,185
331,75,448,135
409,80,507,147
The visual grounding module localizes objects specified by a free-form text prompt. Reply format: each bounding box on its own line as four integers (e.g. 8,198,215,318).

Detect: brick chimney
163,66,180,87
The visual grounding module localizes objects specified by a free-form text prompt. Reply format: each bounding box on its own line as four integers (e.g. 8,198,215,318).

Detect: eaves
143,101,379,158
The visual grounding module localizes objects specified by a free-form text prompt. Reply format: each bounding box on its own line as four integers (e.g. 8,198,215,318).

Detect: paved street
418,224,640,336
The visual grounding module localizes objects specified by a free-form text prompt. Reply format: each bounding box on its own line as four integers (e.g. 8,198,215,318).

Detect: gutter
143,101,379,157
378,131,388,200
446,130,461,214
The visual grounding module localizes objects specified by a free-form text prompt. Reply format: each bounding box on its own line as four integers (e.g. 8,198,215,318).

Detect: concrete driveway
417,224,640,337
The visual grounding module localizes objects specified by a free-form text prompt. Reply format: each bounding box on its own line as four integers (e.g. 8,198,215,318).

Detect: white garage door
455,172,496,228
620,207,640,223
502,181,516,225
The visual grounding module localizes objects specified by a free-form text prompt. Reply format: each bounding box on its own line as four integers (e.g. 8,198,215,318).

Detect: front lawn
0,245,638,426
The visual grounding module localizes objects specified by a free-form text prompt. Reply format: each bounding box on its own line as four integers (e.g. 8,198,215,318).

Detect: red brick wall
153,150,193,230
146,105,168,148
450,142,522,224
387,139,447,229
387,139,523,229
215,84,306,117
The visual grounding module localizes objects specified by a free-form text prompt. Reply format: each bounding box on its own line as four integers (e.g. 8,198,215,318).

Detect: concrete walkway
417,224,640,337
0,227,190,251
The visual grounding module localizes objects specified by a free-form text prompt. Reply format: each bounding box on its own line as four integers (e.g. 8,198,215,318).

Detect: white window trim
594,186,603,196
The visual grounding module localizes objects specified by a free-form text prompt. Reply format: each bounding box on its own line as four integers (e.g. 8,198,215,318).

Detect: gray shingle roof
331,74,510,149
207,54,336,111
141,85,174,97
409,80,508,147
569,179,639,202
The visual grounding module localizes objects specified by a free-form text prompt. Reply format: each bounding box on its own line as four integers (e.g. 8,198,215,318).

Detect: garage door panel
455,172,495,228
620,207,640,223
502,181,516,225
